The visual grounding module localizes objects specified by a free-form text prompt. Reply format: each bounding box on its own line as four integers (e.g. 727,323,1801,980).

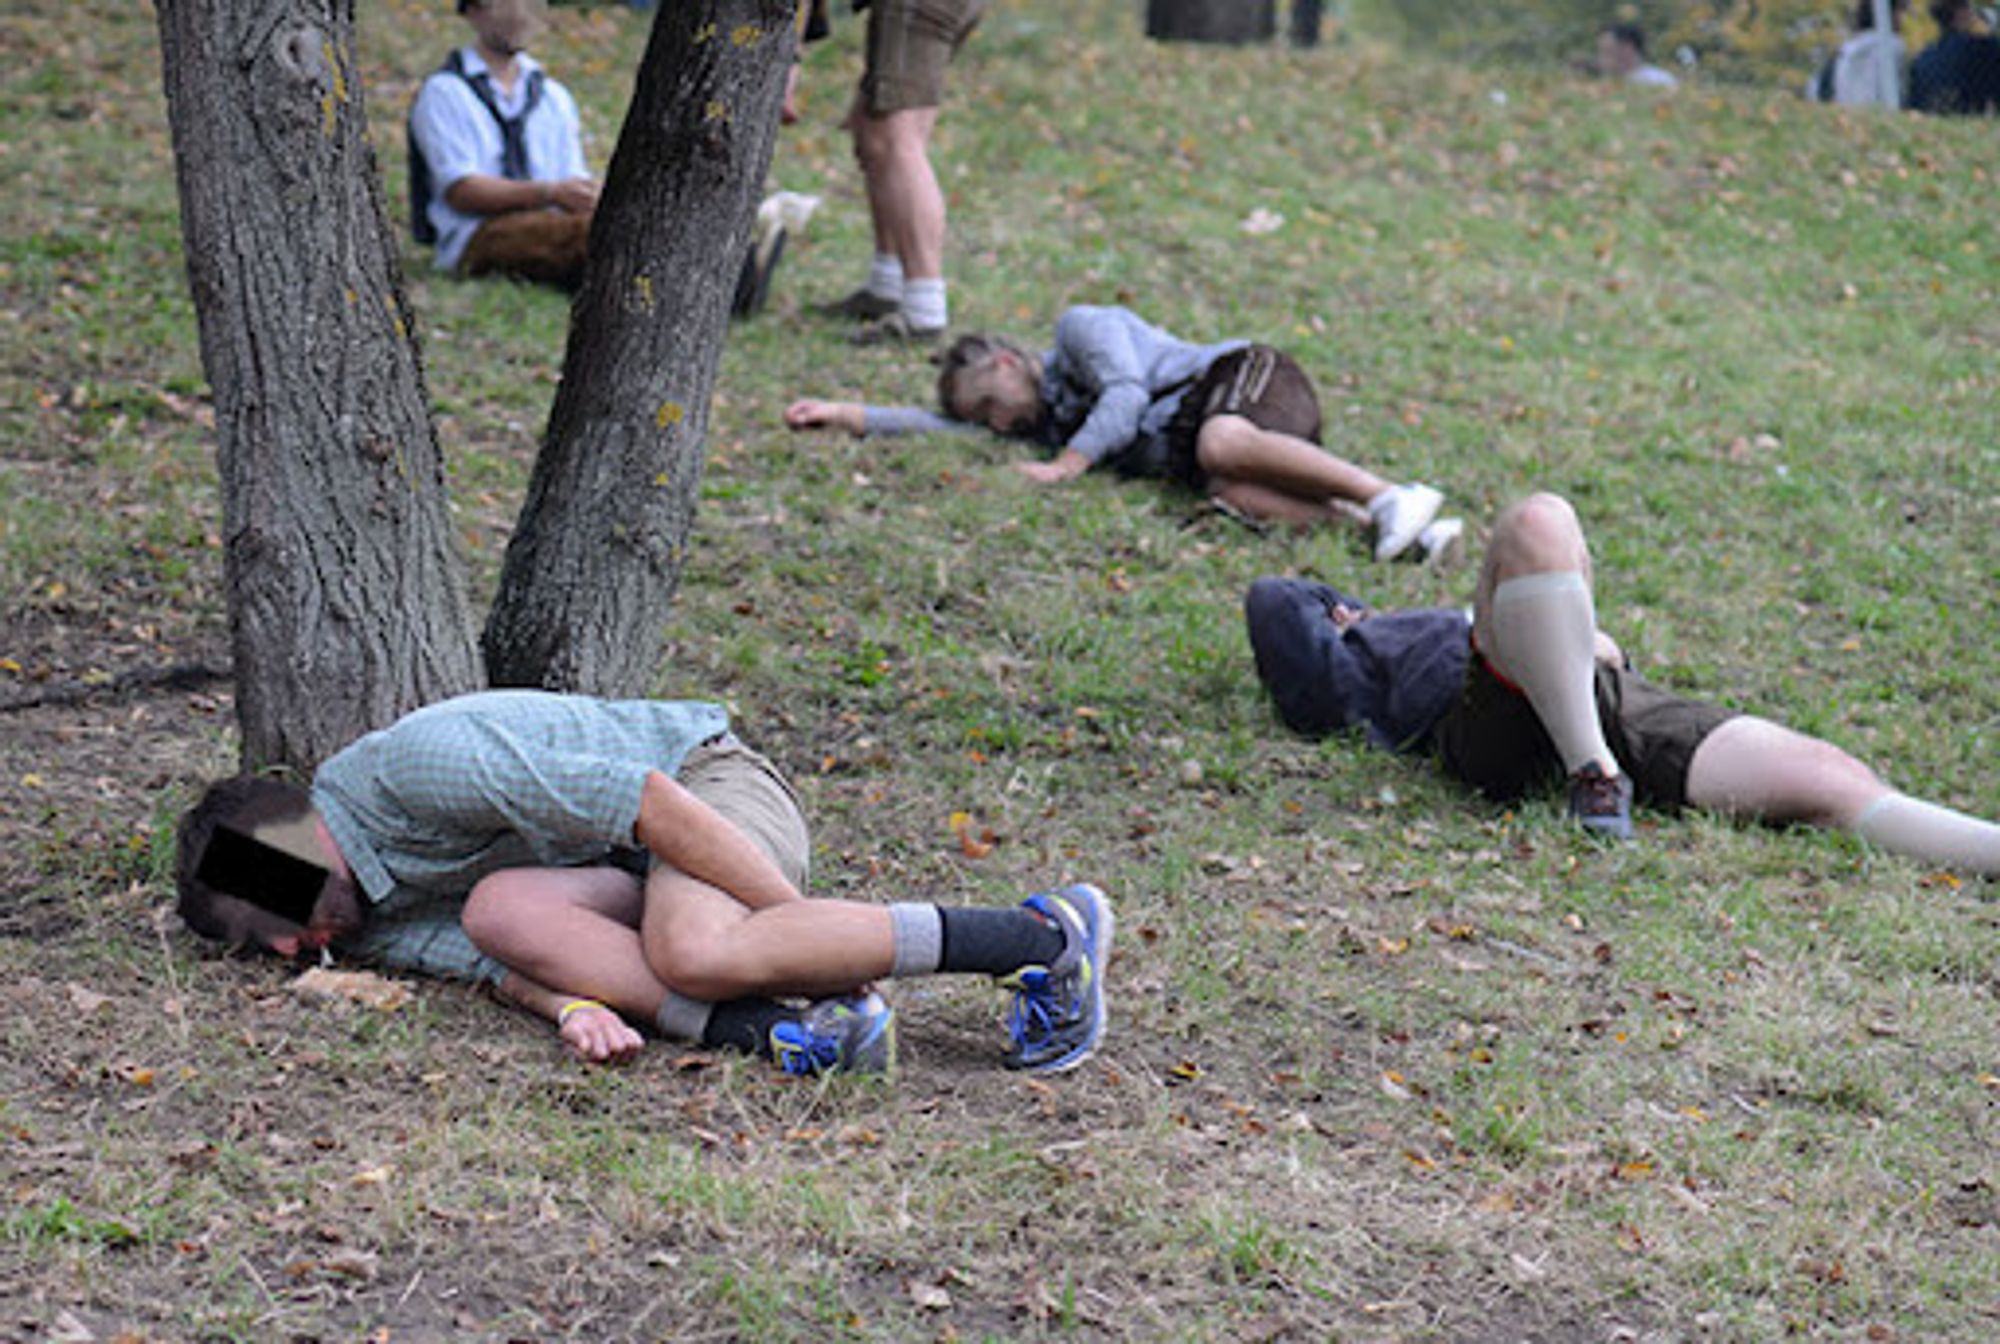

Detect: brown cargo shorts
860,0,985,115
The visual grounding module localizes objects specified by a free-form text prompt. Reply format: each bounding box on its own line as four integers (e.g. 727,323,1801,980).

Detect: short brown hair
176,775,319,941
934,331,1040,423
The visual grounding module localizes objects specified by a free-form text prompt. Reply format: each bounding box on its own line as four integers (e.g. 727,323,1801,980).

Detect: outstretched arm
784,399,866,436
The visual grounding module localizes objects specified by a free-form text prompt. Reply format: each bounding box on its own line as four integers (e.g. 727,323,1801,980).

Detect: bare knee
643,919,749,1003
1195,415,1257,476
1494,492,1580,558
462,870,534,956
853,111,919,170
1783,734,1887,826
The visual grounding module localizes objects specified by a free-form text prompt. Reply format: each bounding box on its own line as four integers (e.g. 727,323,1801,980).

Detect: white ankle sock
866,253,904,301
1851,792,2000,876
901,277,947,330
1482,571,1618,776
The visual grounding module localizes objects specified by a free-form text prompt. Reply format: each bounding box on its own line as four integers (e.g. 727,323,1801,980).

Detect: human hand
781,62,802,125
558,1002,643,1064
1329,603,1368,633
783,399,864,436
1013,453,1086,485
549,177,600,215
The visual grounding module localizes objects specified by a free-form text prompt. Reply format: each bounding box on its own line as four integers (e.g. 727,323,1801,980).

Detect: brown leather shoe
847,312,945,347
815,288,901,321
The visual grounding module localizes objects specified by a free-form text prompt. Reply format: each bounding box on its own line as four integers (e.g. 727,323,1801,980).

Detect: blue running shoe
770,992,897,1077
998,883,1114,1074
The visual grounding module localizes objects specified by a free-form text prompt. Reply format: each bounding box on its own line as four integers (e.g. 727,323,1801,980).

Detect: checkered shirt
311,690,729,983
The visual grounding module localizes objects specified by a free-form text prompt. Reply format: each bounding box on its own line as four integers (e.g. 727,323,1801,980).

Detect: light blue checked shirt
312,690,729,983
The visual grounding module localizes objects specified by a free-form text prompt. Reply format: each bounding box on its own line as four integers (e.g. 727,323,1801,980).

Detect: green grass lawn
2,0,1995,1339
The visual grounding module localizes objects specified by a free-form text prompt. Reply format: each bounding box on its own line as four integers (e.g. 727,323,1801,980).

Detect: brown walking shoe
814,288,901,322
1567,762,1634,840
848,311,945,347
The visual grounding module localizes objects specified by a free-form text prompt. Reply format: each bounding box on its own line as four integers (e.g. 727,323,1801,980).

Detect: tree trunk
1145,0,1276,44
156,0,482,773
482,0,795,694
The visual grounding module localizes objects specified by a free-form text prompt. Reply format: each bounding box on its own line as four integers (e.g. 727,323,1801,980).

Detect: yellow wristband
557,998,607,1028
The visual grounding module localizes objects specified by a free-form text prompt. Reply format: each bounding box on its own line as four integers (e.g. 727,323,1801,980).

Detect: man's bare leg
1208,477,1370,531
1687,716,2000,874
1474,493,1620,780
1196,415,1391,505
852,103,947,329
641,866,897,1003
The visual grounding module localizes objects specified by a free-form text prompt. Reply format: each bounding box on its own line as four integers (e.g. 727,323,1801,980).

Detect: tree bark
1145,0,1276,44
156,0,482,773
482,0,795,694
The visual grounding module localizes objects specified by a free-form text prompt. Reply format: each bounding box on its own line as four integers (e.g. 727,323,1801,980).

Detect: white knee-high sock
1482,571,1618,776
1851,793,2000,877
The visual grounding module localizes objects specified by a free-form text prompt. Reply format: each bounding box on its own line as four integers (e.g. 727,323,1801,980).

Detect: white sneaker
1411,516,1464,567
1369,483,1444,561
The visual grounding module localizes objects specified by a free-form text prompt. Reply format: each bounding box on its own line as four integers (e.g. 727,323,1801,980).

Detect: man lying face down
178,689,1114,1076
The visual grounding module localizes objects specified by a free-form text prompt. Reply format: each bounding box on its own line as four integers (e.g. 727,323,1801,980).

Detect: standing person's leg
1472,492,1630,834
1684,716,2000,875
842,0,981,342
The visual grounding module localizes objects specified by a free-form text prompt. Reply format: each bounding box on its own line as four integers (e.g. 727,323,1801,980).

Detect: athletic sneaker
848,311,945,347
1369,483,1445,562
1410,516,1464,568
770,991,897,1076
998,883,1114,1074
1568,762,1634,840
814,287,901,322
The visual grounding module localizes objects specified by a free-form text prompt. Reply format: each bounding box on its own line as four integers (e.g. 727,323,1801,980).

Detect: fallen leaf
66,984,111,1016
907,1279,953,1311
319,1246,380,1281
291,968,411,1012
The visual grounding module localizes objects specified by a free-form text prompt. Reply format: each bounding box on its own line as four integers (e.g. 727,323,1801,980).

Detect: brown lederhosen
1162,344,1323,490
1435,644,1738,809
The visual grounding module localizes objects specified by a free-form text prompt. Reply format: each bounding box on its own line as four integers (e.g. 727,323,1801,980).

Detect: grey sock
888,902,944,978
654,992,713,1043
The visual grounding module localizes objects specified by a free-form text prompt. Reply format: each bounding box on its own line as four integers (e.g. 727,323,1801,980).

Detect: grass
3,0,1997,1338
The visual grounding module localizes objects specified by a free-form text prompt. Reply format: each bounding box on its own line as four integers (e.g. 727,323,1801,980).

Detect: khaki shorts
675,735,811,887
1435,653,1737,810
861,0,984,115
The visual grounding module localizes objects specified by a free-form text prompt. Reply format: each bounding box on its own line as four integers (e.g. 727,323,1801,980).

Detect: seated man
1244,491,1998,874
785,305,1460,561
408,0,601,288
1908,0,2000,115
177,690,1113,1075
1597,23,1679,89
